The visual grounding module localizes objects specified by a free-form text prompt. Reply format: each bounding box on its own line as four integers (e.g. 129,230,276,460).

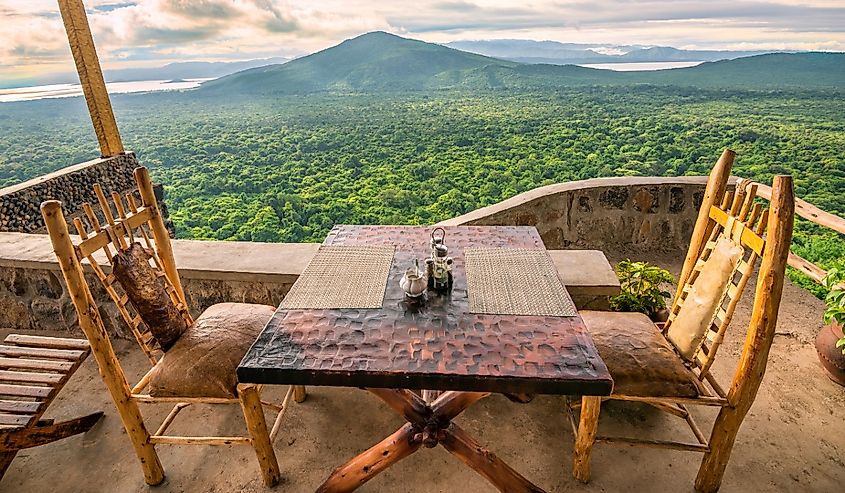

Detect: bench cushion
581,310,705,398
149,303,275,399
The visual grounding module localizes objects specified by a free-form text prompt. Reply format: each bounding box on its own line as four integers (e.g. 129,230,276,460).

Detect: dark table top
238,225,613,396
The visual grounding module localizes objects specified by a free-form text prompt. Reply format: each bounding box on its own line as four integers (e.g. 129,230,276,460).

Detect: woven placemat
465,247,577,316
281,245,395,309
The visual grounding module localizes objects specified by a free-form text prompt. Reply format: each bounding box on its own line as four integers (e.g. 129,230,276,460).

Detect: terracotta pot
650,308,670,323
815,321,845,387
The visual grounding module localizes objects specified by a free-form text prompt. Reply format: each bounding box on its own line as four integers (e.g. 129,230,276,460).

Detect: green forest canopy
0,86,843,295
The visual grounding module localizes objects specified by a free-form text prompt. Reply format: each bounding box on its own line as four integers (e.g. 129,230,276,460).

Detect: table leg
440,423,547,493
316,423,421,493
318,389,546,493
573,395,602,483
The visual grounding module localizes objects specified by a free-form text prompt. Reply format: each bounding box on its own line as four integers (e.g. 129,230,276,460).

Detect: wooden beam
754,182,845,236
57,0,124,157
0,412,103,452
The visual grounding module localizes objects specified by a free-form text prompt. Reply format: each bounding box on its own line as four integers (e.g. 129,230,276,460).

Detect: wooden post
675,149,734,300
237,384,281,487
40,200,164,485
694,175,794,493
57,0,124,157
134,167,187,306
572,395,601,482
293,385,307,403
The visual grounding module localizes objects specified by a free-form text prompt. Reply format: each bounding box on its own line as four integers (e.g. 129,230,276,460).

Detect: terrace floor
3,256,844,493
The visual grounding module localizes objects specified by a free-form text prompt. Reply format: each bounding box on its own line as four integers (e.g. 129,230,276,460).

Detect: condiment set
399,227,454,299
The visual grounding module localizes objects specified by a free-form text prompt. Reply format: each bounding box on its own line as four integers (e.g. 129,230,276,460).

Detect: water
0,78,211,103
577,61,704,71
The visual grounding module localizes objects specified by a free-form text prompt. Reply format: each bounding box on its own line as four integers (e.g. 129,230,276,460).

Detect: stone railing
0,232,318,338
1,175,735,337
439,176,737,253
0,152,171,234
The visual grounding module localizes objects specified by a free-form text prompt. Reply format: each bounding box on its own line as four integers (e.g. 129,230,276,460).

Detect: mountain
446,39,771,65
200,33,845,95
104,57,290,83
201,31,515,93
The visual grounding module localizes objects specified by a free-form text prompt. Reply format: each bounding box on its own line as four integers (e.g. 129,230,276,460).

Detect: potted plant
815,267,845,386
610,260,675,322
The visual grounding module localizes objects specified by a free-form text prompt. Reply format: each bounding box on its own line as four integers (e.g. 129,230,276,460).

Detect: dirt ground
2,257,844,493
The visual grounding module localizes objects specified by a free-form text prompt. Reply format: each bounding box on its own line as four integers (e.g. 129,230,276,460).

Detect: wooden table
238,225,613,492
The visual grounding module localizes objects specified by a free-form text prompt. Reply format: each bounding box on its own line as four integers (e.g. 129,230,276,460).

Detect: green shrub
610,260,675,316
822,267,845,354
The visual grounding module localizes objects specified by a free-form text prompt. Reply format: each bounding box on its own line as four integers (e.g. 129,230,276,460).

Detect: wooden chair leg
238,384,281,487
572,396,601,483
293,385,307,403
42,200,165,486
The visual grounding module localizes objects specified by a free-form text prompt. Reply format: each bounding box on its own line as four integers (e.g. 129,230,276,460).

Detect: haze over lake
0,79,211,103
578,61,704,71
0,61,705,103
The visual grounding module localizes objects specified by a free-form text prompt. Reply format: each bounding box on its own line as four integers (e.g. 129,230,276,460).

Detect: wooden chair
568,150,795,493
40,167,306,487
1,334,103,480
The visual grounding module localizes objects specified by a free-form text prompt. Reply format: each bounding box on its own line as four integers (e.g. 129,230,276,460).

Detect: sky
1,0,844,85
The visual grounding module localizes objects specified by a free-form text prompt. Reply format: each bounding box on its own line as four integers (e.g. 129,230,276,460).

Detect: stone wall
0,265,297,338
0,176,731,338
0,232,315,337
0,153,139,233
440,176,737,254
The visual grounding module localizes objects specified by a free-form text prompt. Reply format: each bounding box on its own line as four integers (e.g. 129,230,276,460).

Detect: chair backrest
41,167,191,366
664,177,770,377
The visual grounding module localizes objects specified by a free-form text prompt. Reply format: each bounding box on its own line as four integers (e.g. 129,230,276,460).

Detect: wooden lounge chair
568,150,795,493
0,334,103,480
40,167,305,487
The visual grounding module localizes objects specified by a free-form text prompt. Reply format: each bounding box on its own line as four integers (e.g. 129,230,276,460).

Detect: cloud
0,0,843,84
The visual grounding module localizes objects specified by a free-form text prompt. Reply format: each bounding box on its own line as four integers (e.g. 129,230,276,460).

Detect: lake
577,61,704,71
0,78,211,103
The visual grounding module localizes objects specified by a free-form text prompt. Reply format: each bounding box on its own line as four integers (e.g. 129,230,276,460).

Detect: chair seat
580,311,705,398
149,303,276,399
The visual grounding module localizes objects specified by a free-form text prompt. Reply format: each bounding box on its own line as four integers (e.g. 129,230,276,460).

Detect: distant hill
445,39,770,65
201,32,514,93
200,33,845,95
105,57,290,83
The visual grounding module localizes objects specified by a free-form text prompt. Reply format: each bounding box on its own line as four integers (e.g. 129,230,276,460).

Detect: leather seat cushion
112,243,188,351
581,310,705,398
149,303,275,399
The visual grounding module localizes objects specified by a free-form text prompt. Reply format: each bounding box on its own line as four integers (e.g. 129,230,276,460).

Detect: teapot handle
431,227,446,243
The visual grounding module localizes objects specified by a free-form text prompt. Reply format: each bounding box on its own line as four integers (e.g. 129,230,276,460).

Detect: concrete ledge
550,250,620,310
0,232,318,283
0,231,619,335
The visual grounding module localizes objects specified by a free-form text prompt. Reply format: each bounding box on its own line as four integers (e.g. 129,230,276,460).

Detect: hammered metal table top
238,225,613,396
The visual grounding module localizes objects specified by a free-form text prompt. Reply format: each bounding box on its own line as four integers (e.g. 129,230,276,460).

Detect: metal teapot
400,259,428,298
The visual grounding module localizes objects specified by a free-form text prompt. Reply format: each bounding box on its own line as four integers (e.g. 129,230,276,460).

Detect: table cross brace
316,389,547,493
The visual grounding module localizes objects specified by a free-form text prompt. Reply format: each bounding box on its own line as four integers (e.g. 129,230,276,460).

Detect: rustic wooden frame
41,167,305,487
569,151,795,493
0,334,103,479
